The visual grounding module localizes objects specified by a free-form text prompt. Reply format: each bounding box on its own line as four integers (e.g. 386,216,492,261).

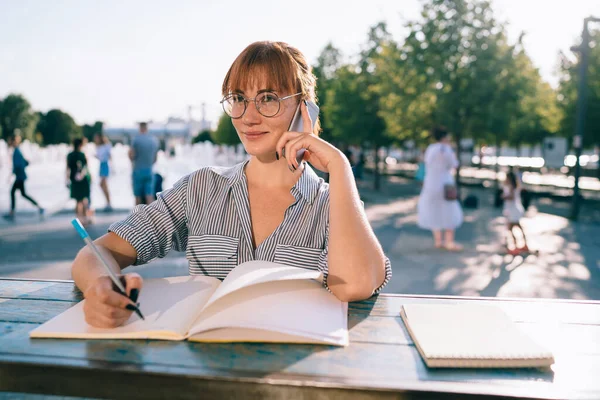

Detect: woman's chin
242,143,275,159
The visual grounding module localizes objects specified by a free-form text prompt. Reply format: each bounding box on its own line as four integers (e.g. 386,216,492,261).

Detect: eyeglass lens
222,92,281,118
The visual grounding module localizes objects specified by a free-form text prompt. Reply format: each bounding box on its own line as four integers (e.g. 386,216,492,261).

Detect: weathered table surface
0,277,599,400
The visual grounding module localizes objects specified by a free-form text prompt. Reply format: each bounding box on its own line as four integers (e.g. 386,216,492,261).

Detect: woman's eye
261,93,278,103
231,94,245,103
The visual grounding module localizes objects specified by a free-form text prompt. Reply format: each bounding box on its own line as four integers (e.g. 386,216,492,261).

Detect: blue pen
71,218,145,320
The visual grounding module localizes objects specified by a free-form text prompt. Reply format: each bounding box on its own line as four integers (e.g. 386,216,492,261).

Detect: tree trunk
374,147,380,191
494,133,501,191
454,131,462,191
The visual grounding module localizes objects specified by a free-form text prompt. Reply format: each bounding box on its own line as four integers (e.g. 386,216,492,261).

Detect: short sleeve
317,222,392,296
109,175,190,265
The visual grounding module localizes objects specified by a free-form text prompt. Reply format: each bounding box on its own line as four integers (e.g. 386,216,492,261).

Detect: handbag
444,184,458,201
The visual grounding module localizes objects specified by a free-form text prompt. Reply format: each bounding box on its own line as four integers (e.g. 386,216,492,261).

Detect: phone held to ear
288,100,320,165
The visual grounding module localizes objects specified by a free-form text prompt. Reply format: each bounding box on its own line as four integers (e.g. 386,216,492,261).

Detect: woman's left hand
275,101,346,173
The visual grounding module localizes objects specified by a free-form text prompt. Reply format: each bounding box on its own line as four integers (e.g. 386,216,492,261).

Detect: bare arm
502,187,515,200
326,156,387,302
128,147,135,161
71,232,137,294
71,232,141,328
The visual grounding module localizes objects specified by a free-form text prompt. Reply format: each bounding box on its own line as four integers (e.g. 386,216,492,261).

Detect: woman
2,135,44,220
94,133,113,211
67,138,91,225
71,41,392,328
417,126,463,250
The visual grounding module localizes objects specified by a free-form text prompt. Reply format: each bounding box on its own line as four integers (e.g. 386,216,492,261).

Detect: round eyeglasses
220,92,302,119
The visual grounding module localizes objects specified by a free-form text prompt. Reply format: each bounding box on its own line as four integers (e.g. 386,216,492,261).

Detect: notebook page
30,276,220,340
188,279,348,345
201,260,322,311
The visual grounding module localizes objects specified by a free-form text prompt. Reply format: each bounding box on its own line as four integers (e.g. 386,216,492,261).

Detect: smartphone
288,100,320,164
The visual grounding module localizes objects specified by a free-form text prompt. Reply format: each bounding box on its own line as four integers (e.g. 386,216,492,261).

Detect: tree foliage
558,28,600,148
193,129,214,144
82,121,104,141
211,113,239,146
37,109,81,145
0,93,39,142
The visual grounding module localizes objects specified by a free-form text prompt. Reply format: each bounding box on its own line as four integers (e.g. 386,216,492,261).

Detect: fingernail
125,304,137,311
275,151,279,160
288,165,295,173
281,148,286,158
130,289,139,303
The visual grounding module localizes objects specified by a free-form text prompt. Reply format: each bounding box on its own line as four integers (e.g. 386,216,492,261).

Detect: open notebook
400,304,554,368
30,261,348,346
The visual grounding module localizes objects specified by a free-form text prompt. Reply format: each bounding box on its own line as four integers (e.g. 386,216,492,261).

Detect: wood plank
351,296,600,325
2,296,600,356
0,299,76,324
0,280,81,302
3,280,598,325
349,316,600,354
0,360,538,400
0,322,38,339
2,337,600,399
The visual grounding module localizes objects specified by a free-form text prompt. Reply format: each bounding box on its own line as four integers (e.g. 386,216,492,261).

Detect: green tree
374,38,436,148
558,28,600,148
312,42,343,140
38,109,81,145
0,94,39,142
192,129,214,144
211,113,239,146
400,0,518,185
322,22,392,190
81,121,104,141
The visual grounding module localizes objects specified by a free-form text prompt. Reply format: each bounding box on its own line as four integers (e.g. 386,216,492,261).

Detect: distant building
104,116,212,148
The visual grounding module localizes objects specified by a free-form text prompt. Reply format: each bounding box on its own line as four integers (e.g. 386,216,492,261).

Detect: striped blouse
109,160,392,293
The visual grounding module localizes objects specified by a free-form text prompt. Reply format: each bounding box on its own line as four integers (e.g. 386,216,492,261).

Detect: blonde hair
222,41,320,134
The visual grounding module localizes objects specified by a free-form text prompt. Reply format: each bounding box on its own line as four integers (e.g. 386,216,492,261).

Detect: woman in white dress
417,126,463,250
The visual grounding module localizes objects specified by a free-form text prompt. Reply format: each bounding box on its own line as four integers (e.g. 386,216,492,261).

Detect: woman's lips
244,131,267,140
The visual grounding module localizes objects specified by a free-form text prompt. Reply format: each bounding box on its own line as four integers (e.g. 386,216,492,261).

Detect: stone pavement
1,173,599,301
356,176,600,300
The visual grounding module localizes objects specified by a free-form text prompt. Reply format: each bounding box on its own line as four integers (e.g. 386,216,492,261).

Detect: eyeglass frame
220,91,302,119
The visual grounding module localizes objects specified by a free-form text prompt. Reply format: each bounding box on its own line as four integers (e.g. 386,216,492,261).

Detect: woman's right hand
82,273,143,328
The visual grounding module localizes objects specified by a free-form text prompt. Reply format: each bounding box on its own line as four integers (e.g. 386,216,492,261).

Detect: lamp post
570,16,600,221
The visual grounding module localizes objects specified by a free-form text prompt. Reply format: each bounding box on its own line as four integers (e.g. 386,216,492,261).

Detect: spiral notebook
400,304,555,368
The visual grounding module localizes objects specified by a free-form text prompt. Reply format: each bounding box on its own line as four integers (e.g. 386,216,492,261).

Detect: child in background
67,138,91,225
502,171,529,255
415,151,426,188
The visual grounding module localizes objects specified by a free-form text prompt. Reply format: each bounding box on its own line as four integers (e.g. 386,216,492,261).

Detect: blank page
189,279,348,345
202,260,322,311
30,276,220,340
401,304,554,367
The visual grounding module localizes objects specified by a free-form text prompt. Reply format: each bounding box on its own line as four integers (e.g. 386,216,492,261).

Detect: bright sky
0,0,598,127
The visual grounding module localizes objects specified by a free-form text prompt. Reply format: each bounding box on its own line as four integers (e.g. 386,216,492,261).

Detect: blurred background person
417,126,463,251
66,138,91,225
2,135,44,220
129,122,159,205
502,170,529,255
415,149,426,188
94,132,113,211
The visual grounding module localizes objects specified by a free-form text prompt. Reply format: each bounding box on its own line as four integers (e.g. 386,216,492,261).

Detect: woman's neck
245,156,303,190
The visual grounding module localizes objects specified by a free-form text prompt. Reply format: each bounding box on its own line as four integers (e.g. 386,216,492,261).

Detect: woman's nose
242,100,261,124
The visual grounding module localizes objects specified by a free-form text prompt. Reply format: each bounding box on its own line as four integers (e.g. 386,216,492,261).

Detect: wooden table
0,278,599,399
